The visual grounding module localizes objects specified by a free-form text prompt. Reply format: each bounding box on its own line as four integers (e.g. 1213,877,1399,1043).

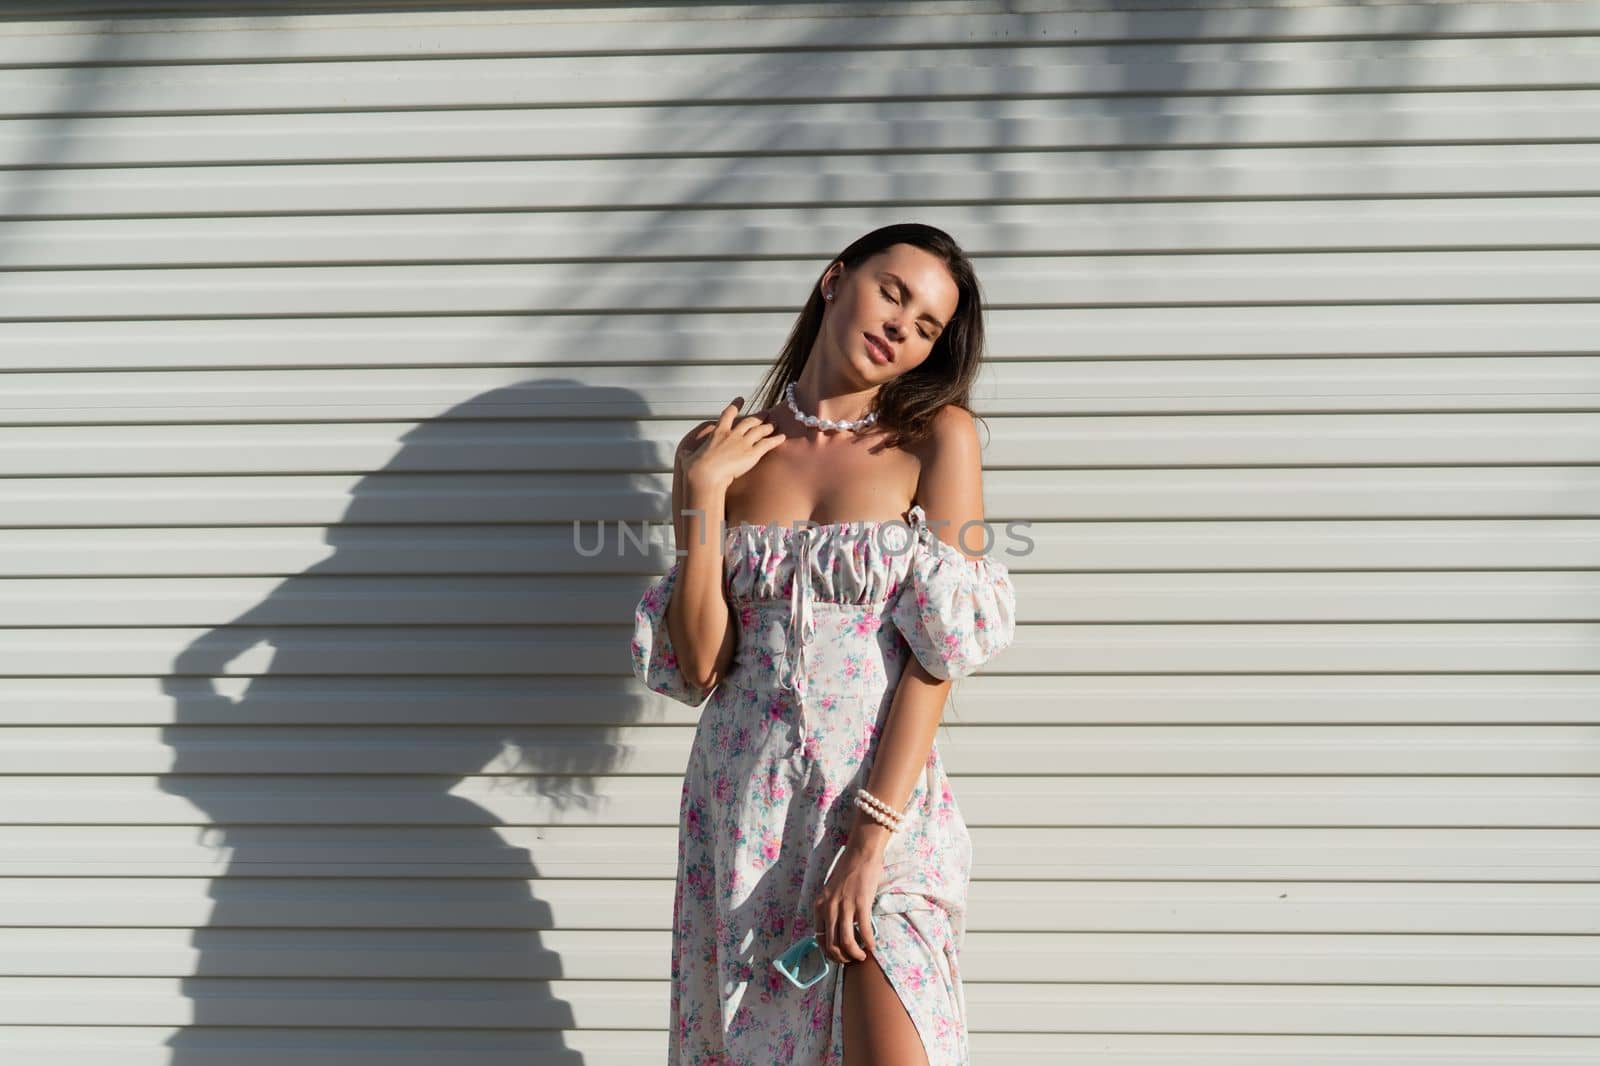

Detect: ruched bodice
721,512,919,606
635,503,1018,710
723,509,920,739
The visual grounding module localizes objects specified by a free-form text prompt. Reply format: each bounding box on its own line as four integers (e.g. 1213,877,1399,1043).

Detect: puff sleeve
888,530,1018,681
629,560,714,707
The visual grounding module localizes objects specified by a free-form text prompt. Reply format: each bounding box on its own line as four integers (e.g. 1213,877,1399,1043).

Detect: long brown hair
751,222,991,450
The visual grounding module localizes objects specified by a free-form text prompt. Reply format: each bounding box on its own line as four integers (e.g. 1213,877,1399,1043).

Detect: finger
820,909,844,964
717,397,744,430
733,416,777,439
814,907,833,961
835,910,864,963
849,913,869,962
859,914,876,957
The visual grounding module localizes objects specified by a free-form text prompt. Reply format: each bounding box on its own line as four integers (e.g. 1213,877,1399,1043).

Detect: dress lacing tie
906,502,927,539
778,525,817,754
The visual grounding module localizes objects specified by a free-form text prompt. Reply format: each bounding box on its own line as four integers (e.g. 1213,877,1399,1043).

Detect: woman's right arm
664,419,738,691
664,398,787,690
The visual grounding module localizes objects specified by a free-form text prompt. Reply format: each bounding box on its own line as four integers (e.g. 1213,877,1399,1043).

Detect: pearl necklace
784,381,878,433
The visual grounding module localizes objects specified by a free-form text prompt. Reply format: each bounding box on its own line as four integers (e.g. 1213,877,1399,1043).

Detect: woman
630,222,1018,1065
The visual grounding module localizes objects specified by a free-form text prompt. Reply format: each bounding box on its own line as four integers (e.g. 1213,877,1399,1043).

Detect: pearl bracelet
853,794,901,832
854,791,901,825
856,787,905,823
853,787,905,832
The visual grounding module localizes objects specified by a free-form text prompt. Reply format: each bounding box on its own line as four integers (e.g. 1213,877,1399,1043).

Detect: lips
863,332,892,362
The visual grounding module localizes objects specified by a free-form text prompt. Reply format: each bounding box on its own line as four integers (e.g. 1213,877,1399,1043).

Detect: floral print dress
630,503,1018,1066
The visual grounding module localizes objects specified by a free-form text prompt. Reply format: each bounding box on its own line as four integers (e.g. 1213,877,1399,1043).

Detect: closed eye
880,286,931,340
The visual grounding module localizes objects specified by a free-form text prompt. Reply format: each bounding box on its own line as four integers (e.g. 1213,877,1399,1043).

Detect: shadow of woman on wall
158,379,674,1064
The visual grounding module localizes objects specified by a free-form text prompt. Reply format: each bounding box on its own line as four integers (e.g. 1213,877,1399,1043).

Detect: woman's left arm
815,406,994,964
845,656,953,858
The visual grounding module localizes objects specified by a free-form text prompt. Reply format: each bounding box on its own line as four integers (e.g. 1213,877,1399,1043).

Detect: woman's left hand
813,842,885,965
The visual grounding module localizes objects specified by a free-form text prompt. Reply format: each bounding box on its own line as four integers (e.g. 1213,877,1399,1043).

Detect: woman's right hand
679,396,786,494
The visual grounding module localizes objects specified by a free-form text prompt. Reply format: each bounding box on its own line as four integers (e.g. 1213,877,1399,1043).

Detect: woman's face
822,243,960,385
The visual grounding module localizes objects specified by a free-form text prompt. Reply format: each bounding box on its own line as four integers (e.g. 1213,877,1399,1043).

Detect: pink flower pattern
631,509,1018,1064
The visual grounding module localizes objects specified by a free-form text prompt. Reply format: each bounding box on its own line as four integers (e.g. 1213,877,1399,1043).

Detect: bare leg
842,950,931,1066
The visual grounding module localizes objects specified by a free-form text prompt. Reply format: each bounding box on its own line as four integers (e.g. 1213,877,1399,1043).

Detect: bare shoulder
932,403,980,451
909,406,990,559
908,403,981,466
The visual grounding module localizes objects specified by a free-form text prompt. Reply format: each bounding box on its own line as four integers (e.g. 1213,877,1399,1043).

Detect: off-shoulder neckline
723,505,923,540
725,517,898,537
717,508,1011,570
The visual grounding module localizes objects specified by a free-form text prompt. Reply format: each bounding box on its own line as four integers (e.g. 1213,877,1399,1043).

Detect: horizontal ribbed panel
0,1030,1594,1066
5,0,1600,57
2,674,1597,725
5,148,1595,224
0,199,1596,269
4,470,1600,523
4,307,1599,371
3,413,1600,469
7,926,1600,984
3,773,1600,825
5,249,1600,314
5,978,1589,1034
2,724,1600,774
5,876,1598,933
0,825,1596,879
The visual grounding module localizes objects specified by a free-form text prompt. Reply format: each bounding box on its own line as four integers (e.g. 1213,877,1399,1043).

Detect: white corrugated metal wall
2,1,1597,1062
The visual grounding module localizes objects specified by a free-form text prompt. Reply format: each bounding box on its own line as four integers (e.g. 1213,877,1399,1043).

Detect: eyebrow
878,272,948,335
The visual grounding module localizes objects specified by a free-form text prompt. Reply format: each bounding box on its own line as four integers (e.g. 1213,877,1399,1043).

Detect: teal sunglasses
772,913,881,990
